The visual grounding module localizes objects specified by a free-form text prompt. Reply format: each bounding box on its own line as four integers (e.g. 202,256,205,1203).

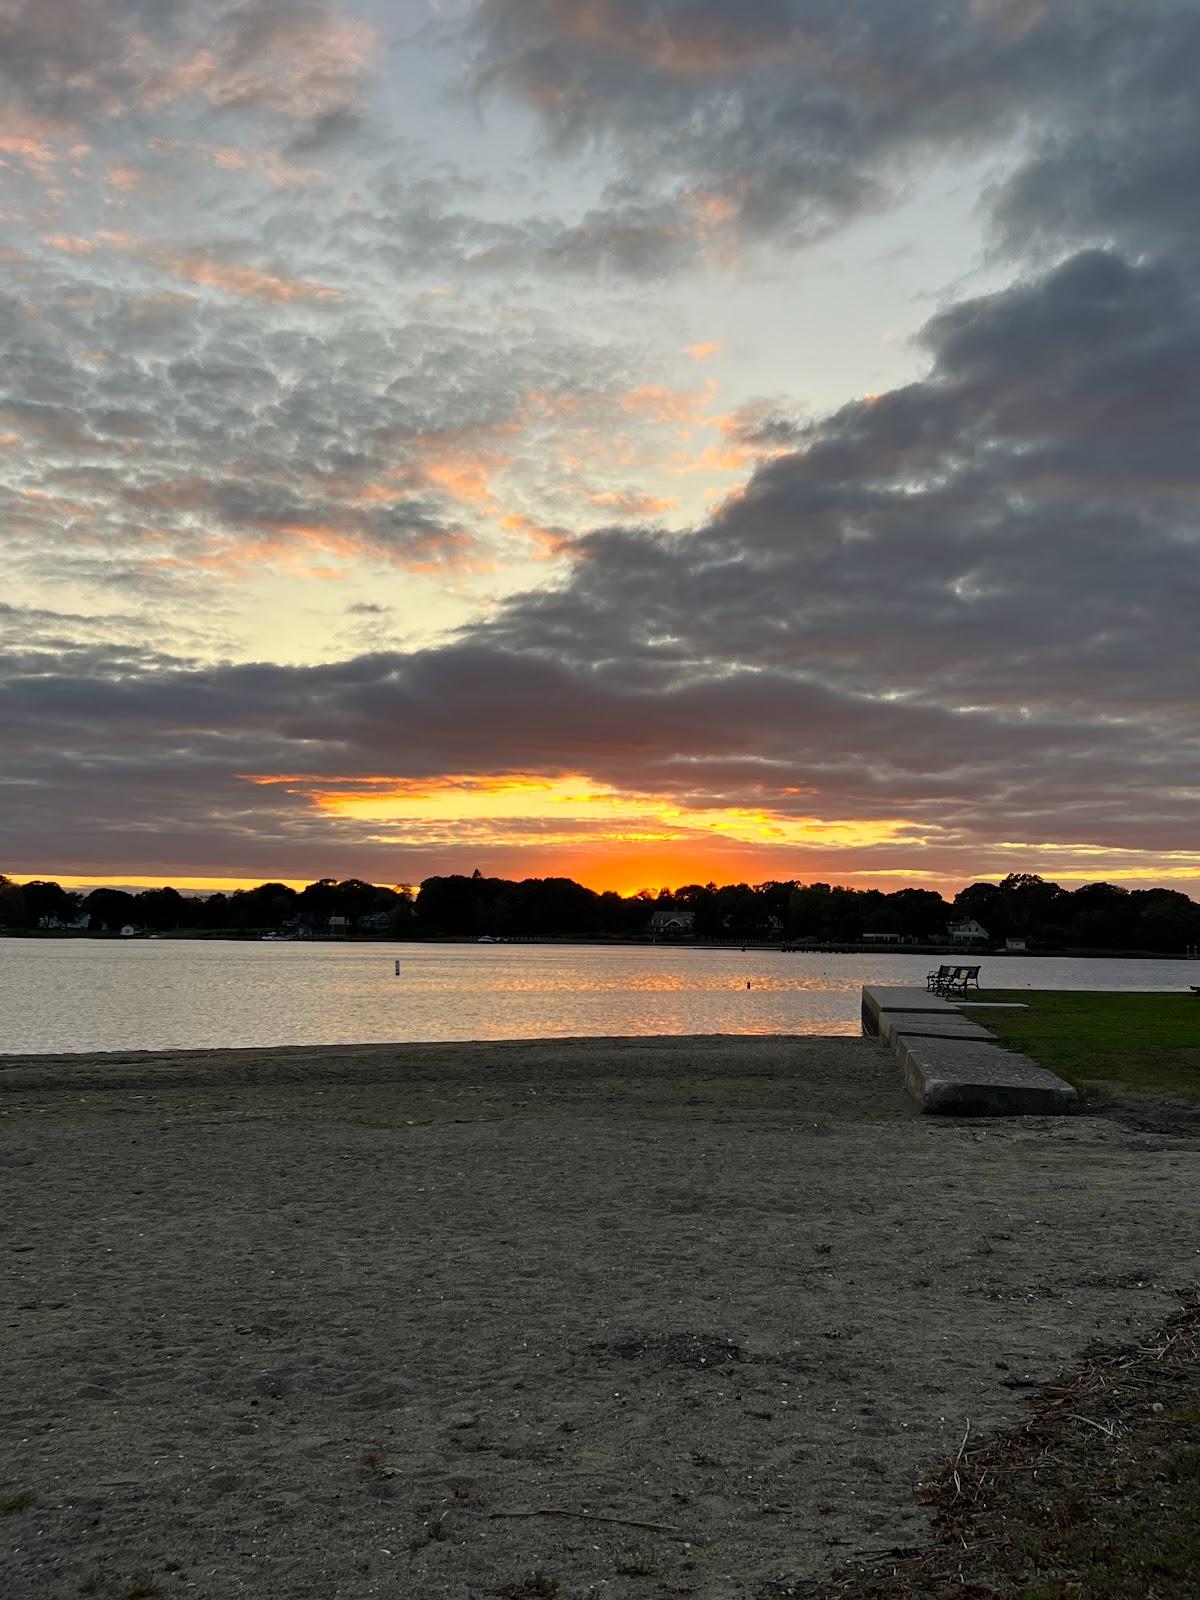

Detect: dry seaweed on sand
775,1288,1200,1600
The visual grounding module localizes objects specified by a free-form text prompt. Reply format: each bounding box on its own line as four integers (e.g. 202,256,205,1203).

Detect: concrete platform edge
862,984,1080,1117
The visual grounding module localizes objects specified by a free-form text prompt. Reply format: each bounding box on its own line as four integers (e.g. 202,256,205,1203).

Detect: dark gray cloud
490,248,1200,706
472,0,1199,266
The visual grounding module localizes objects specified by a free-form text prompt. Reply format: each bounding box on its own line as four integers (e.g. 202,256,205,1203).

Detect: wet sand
2,1034,1197,1599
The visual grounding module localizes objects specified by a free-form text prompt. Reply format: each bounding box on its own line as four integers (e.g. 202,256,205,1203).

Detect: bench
926,964,954,991
935,964,981,996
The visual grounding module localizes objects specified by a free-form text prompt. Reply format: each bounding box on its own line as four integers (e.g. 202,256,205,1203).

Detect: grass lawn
968,988,1200,1103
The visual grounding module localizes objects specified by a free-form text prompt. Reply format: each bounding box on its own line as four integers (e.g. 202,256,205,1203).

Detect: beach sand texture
2,1034,1197,1599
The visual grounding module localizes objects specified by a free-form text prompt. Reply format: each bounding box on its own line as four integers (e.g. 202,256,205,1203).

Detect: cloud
987,13,1200,266
0,235,717,606
146,247,341,303
471,0,1194,266
0,0,375,123
10,237,1194,884
588,489,678,517
4,2,1200,894
39,233,100,255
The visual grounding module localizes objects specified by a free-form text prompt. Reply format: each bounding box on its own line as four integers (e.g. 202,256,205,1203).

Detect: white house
948,918,988,943
648,908,695,935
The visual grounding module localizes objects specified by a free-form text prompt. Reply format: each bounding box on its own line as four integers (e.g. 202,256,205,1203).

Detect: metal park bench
932,964,981,996
926,964,954,991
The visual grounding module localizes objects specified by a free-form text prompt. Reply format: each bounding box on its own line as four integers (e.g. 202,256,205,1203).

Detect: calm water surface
1,938,1195,1055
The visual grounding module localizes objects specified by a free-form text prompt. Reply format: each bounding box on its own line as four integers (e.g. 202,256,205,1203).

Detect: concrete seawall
861,984,1080,1116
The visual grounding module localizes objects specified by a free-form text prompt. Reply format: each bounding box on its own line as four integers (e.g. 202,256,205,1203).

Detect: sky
2,0,1199,899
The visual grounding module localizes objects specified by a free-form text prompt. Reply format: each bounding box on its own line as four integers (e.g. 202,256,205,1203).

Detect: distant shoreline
2,927,1198,960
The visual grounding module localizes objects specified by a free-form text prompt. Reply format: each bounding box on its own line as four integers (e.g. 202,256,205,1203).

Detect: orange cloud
146,136,316,190
621,379,717,427
685,189,740,231
685,341,722,362
206,145,252,170
79,231,339,311
40,234,99,255
136,47,220,112
374,421,523,511
0,134,56,171
499,511,571,556
108,163,146,191
203,19,376,119
670,404,799,479
148,249,340,304
588,489,679,517
0,109,74,179
239,772,919,863
132,10,376,124
423,454,499,506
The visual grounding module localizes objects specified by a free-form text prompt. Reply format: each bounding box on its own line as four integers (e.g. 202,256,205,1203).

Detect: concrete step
861,984,957,1035
876,1010,997,1048
862,984,1079,1115
895,1035,1080,1116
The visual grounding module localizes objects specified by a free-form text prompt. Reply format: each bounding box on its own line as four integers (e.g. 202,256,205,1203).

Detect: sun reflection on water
0,939,1190,1055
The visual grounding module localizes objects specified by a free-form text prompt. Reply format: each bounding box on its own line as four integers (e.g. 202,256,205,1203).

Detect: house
1005,936,1027,952
948,918,988,943
648,908,695,935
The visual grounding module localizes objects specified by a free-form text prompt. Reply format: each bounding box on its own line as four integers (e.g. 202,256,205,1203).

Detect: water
0,938,1195,1055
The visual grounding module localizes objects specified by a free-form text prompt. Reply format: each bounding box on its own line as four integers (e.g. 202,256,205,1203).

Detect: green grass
969,989,1200,1102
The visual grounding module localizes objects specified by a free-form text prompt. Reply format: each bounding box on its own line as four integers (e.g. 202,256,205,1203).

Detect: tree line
2,869,1199,952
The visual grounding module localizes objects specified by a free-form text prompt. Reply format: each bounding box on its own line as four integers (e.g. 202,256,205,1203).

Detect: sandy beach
2,1033,1197,1599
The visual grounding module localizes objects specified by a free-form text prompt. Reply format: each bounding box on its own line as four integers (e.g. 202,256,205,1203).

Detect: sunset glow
243,770,925,850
